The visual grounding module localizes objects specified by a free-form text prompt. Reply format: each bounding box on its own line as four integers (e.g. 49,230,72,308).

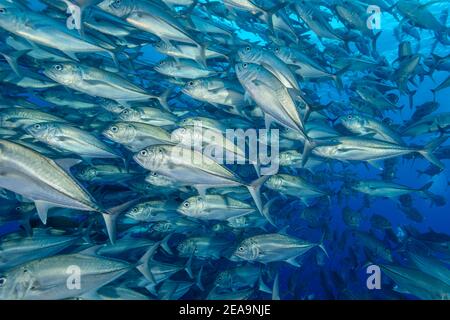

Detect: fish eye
158,148,163,154
122,109,129,114
0,8,6,14
188,81,194,86
238,246,245,252
15,206,22,212
0,277,6,286
33,123,41,130
132,207,138,213
151,172,157,176
110,126,118,132
139,150,148,157
243,63,248,68
112,0,121,8
54,64,63,71
183,201,190,208
245,46,251,52
347,115,353,120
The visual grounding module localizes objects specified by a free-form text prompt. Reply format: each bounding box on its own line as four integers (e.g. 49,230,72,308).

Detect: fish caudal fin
102,199,141,244
247,175,274,225
418,136,448,169
136,242,160,284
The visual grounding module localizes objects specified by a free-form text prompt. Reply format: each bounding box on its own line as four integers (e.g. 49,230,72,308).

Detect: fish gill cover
0,0,449,301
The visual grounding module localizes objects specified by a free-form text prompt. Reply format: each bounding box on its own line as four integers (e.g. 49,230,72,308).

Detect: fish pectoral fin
194,185,208,197
367,160,384,170
77,244,103,257
34,200,55,225
286,257,301,267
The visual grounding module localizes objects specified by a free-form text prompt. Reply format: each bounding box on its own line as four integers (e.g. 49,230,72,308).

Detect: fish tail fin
195,43,208,69
302,135,339,167
333,65,350,91
258,274,272,294
272,272,280,300
196,265,205,291
247,175,273,225
418,181,434,199
264,2,288,35
160,233,173,255
136,241,160,284
101,211,120,245
301,137,314,167
0,49,30,77
157,87,172,112
371,31,382,52
431,88,437,101
419,181,434,192
318,231,329,259
418,136,448,169
184,253,194,279
102,199,141,244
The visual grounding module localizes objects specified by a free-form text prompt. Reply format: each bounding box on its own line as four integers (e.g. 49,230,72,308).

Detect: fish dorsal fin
54,158,83,172
34,200,54,225
359,132,377,139
78,244,104,256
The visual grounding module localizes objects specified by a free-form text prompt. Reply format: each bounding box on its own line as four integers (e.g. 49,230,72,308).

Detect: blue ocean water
0,0,449,300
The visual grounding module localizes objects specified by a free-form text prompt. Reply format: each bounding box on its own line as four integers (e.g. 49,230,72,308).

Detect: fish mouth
102,130,113,139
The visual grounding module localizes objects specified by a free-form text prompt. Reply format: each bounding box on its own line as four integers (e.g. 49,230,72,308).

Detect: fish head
103,122,136,144
181,79,204,96
145,171,173,187
133,145,168,171
211,223,227,233
0,266,37,300
125,203,145,220
268,45,287,60
24,122,54,140
152,221,172,233
232,238,259,261
338,114,366,133
237,45,261,62
0,112,14,128
170,126,198,146
214,270,232,289
176,239,195,257
178,196,204,217
279,150,301,165
235,62,260,84
97,0,134,18
13,202,35,214
154,59,176,74
98,99,125,114
76,165,98,182
43,62,82,86
350,181,369,193
265,175,283,191
154,40,172,54
227,215,247,228
118,107,139,121
0,3,23,31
